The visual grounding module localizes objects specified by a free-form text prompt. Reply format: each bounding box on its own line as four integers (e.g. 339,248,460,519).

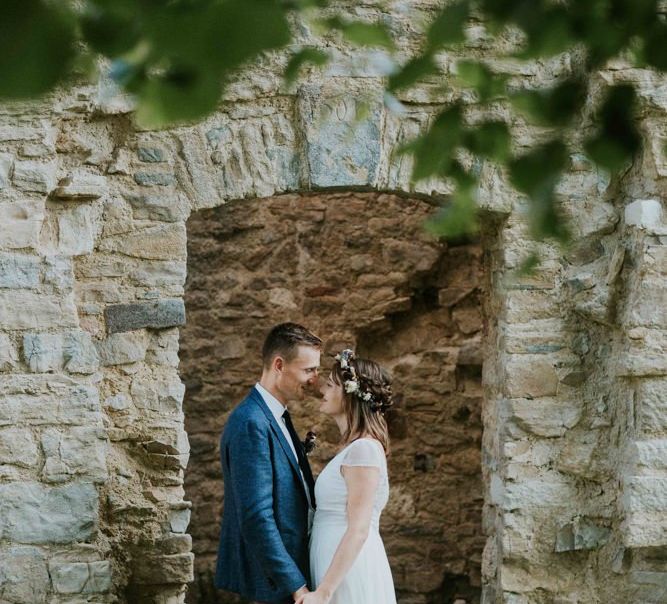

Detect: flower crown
334,349,392,414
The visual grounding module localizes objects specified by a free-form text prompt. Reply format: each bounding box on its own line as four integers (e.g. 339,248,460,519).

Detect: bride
297,349,397,604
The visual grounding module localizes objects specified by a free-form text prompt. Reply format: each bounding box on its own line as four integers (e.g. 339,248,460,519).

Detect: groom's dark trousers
215,387,315,604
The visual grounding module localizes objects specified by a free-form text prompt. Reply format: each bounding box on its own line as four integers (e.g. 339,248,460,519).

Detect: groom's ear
273,355,285,373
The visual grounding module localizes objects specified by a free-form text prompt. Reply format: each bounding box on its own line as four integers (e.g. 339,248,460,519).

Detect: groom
215,322,321,604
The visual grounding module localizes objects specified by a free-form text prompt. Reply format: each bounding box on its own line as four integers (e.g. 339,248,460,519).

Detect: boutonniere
303,431,317,456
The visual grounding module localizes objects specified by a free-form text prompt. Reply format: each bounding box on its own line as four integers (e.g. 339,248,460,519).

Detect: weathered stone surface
137,147,166,163
625,199,663,230
105,298,186,333
630,438,667,474
300,86,382,187
506,398,582,438
134,171,177,186
0,252,41,288
0,200,45,250
0,152,13,189
126,193,189,222
131,374,185,414
169,508,191,533
104,393,131,411
50,560,112,594
0,482,98,543
41,426,108,483
98,223,187,260
0,427,39,467
53,173,108,200
23,330,99,374
554,517,611,552
505,355,560,398
0,291,78,330
0,333,18,370
55,204,101,256
0,546,50,603
0,375,102,427
637,378,667,434
95,331,149,366
12,160,56,193
131,553,194,584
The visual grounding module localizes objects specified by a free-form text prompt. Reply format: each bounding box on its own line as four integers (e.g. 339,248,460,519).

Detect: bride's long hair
331,356,393,454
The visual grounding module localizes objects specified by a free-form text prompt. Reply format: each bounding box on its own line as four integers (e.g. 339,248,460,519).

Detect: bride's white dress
309,438,397,604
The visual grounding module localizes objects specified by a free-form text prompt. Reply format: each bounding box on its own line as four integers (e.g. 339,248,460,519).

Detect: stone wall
181,191,485,603
0,0,665,601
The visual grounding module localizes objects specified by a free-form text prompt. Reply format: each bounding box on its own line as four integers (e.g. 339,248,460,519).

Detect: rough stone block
0,546,50,603
638,378,667,434
0,375,102,427
0,152,13,189
95,331,149,366
53,173,108,200
627,279,667,328
105,298,186,333
41,426,108,483
0,333,18,370
12,159,56,193
23,330,99,374
0,252,41,289
134,171,177,186
625,199,664,230
0,427,39,468
56,204,101,256
131,553,194,584
0,200,45,250
505,398,582,437
505,355,560,398
300,86,382,188
43,255,74,291
131,374,185,414
169,508,191,533
137,147,166,163
0,482,98,543
631,438,667,474
126,193,189,222
98,223,187,260
50,560,112,594
554,517,611,552
502,475,576,511
0,291,78,329
623,477,667,513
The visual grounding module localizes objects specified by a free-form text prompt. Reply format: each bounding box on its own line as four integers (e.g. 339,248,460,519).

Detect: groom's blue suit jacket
215,386,314,602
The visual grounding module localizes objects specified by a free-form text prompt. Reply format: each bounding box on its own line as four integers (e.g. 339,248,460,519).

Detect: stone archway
180,190,487,603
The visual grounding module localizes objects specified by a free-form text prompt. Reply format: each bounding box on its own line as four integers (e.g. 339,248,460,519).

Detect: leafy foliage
1,0,665,241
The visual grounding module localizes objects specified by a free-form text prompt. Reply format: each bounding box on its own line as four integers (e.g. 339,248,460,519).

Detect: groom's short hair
262,322,322,367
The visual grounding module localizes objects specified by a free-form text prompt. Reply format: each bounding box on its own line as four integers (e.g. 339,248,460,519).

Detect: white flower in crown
344,379,359,393
362,391,372,402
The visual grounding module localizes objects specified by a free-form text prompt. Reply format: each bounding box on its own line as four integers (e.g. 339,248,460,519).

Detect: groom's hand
292,585,309,601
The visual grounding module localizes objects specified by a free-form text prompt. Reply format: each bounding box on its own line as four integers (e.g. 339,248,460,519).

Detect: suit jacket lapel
249,387,309,502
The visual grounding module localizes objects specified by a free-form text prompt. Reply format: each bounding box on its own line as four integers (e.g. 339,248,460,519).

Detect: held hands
295,589,331,604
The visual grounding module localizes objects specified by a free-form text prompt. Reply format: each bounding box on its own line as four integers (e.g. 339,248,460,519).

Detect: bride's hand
295,589,330,604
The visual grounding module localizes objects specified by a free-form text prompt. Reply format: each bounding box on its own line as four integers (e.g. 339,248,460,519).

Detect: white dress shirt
255,383,315,520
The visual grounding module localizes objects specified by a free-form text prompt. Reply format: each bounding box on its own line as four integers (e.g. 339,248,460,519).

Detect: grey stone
43,255,74,291
0,252,41,288
95,331,148,366
638,378,667,434
104,393,131,411
98,222,187,260
53,173,108,200
137,147,166,162
0,333,18,371
0,546,49,603
0,482,98,543
625,199,663,230
0,200,45,250
506,398,582,438
0,428,39,467
56,203,101,255
105,298,186,333
12,159,56,193
41,426,108,483
131,374,185,414
23,330,99,374
505,356,560,398
169,508,191,533
134,171,177,186
300,87,382,188
50,560,112,594
0,152,13,189
555,517,611,552
131,553,194,584
126,193,189,222
0,290,78,329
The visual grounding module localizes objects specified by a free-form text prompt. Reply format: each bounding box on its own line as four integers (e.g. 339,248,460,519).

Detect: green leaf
509,140,568,201
463,121,511,162
387,54,438,92
326,18,395,50
517,6,573,58
511,79,587,126
642,22,667,71
584,85,640,173
407,104,463,182
284,48,329,85
455,61,507,101
426,1,470,50
134,65,223,129
81,2,142,57
425,184,479,239
518,252,540,276
0,0,77,99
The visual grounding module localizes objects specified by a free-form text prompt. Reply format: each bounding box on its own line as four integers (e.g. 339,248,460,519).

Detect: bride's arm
296,465,380,604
